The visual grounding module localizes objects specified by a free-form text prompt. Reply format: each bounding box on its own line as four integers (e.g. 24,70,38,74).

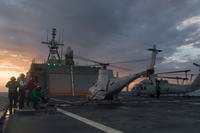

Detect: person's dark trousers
19,90,25,109
13,92,18,108
156,90,160,99
32,98,39,109
26,90,31,106
8,92,17,114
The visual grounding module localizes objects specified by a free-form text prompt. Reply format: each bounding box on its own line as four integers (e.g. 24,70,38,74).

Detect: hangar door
48,74,72,93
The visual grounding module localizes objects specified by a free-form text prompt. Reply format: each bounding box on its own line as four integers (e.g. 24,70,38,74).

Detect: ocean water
0,92,8,116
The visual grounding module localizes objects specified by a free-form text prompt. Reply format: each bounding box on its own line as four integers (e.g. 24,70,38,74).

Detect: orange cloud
0,48,34,91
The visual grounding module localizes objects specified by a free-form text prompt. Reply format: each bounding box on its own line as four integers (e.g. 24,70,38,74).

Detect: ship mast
42,28,64,62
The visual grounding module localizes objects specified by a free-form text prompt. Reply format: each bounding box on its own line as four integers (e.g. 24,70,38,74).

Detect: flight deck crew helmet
37,86,42,90
10,76,16,81
20,73,25,78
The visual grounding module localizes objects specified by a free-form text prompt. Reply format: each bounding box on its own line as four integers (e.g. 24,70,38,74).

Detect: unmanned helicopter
74,46,158,101
132,45,200,96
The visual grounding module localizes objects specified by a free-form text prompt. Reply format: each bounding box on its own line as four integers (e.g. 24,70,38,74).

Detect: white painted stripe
51,98,70,104
57,108,123,133
51,98,62,102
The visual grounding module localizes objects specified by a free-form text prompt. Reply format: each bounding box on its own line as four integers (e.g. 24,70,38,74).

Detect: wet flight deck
2,95,200,133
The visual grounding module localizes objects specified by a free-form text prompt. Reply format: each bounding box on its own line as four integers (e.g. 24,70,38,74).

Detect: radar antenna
42,28,64,62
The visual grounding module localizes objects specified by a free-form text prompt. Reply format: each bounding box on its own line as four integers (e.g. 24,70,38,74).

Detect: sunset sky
1,0,200,92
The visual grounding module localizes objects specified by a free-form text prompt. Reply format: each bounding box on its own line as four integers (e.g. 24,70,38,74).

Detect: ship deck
2,95,200,133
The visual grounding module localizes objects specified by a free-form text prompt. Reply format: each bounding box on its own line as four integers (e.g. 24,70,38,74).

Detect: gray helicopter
74,48,156,101
132,45,200,96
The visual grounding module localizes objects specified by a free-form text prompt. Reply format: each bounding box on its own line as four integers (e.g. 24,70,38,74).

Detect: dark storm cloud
1,0,200,73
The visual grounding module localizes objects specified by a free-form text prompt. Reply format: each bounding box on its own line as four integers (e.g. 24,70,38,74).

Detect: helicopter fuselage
132,78,199,96
89,71,147,100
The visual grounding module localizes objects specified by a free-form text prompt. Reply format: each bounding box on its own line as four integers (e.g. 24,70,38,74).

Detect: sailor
30,86,42,109
5,76,19,113
18,73,26,109
26,77,37,106
155,80,161,99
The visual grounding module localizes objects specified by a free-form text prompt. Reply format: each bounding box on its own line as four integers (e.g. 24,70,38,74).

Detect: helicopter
131,45,200,96
88,69,148,100
74,46,158,101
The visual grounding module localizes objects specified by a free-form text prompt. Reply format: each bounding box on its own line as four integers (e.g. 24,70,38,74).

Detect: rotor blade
167,73,198,76
110,58,149,64
110,57,164,64
83,64,131,71
74,55,108,65
193,62,200,67
156,69,191,74
156,76,188,80
148,49,162,52
109,64,132,71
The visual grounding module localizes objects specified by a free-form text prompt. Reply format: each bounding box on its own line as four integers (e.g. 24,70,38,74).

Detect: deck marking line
51,98,63,102
57,108,123,133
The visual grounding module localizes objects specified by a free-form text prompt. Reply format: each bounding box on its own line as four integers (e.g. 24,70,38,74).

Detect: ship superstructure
27,28,105,97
